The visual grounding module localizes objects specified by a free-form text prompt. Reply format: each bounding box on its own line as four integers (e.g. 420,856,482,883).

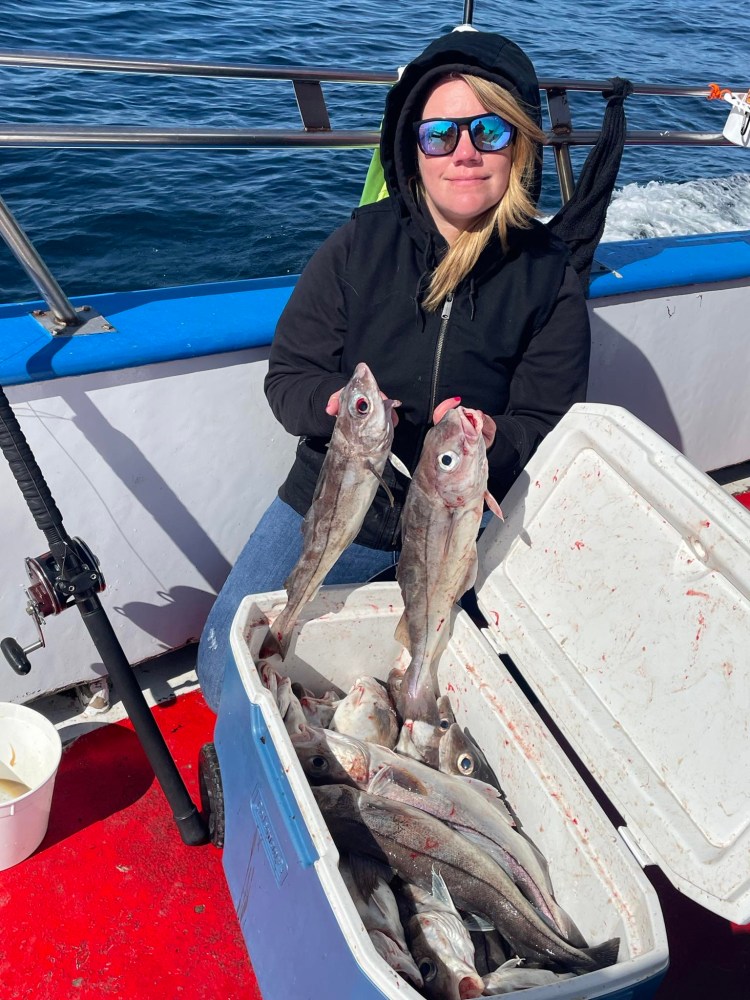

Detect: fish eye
418,959,437,982
349,394,370,416
439,718,451,730
437,449,460,471
310,755,329,772
457,752,475,775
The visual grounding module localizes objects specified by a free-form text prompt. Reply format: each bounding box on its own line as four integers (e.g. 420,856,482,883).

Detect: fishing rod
463,1,475,24
0,384,208,846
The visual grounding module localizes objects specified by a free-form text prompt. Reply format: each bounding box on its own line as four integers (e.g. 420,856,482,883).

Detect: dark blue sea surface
0,0,747,303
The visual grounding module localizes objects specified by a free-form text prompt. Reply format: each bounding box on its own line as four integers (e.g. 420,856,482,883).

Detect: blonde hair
421,74,545,312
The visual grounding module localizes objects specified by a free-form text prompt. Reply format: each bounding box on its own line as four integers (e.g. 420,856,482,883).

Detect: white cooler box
215,402,750,1000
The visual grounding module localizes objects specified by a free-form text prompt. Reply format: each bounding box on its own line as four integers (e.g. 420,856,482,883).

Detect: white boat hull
1,349,296,701
589,277,750,472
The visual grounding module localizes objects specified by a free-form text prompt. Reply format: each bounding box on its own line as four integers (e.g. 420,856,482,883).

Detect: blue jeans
196,496,398,712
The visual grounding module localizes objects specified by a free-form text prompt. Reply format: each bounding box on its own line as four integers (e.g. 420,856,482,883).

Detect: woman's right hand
433,396,495,448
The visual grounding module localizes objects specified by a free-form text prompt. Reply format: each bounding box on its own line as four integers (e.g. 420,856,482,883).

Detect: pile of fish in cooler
258,364,620,998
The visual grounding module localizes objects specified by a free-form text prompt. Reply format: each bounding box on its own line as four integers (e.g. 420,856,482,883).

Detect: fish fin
484,490,504,520
458,550,479,599
462,912,495,933
440,514,477,598
459,776,516,827
442,507,459,559
388,451,411,479
366,461,395,507
365,768,389,797
394,611,411,652
580,937,620,972
368,764,427,799
430,868,454,907
349,852,392,901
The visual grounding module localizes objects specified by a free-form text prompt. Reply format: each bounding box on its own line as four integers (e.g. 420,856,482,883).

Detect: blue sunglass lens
418,120,458,155
471,115,511,150
417,114,513,155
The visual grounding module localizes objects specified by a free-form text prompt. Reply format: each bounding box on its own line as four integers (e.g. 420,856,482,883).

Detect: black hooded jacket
264,30,591,550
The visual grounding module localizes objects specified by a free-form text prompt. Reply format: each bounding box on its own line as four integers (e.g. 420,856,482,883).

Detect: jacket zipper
429,292,454,416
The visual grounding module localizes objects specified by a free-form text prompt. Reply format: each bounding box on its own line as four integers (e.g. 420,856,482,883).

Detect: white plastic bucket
0,702,62,871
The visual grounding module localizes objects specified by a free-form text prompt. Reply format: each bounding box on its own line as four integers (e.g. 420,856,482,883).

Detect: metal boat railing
0,48,747,331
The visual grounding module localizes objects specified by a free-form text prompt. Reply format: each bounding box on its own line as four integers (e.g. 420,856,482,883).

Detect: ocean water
0,0,748,303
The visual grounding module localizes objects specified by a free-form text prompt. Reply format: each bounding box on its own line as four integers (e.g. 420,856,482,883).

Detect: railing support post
0,195,80,327
546,87,576,204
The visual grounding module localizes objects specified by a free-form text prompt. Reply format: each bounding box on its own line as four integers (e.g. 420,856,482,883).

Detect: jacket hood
379,31,543,249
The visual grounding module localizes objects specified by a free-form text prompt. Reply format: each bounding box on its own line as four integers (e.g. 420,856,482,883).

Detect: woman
197,30,591,711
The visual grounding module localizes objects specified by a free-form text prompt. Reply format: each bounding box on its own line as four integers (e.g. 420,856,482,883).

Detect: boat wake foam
601,172,750,242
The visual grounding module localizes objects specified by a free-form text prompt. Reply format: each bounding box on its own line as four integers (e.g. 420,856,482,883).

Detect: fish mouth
458,973,485,999
349,361,377,397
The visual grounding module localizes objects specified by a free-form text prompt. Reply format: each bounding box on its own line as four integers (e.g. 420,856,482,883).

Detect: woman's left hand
325,389,342,417
432,397,496,448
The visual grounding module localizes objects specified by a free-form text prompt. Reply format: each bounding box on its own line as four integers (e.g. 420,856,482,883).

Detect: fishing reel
1,537,105,675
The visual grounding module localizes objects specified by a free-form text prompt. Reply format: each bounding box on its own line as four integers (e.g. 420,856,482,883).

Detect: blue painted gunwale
1,230,748,388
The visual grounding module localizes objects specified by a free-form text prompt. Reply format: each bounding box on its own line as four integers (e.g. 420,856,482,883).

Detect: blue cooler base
216,648,389,1000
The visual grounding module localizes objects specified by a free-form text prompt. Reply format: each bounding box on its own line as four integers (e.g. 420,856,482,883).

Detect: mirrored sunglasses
413,113,516,156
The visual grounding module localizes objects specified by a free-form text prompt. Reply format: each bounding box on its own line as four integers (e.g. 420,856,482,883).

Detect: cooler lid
475,403,750,923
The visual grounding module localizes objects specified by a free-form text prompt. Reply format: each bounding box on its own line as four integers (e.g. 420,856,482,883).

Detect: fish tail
268,604,297,658
577,936,620,972
550,900,589,949
399,665,438,723
271,568,321,655
258,628,282,660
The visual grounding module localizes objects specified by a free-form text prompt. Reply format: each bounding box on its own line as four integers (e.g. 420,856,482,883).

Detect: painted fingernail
454,396,462,402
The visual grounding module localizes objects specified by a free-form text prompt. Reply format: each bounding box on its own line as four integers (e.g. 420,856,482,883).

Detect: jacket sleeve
264,221,354,438
487,263,591,497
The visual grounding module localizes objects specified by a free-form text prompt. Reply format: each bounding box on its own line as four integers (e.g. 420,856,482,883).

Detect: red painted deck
0,690,261,1000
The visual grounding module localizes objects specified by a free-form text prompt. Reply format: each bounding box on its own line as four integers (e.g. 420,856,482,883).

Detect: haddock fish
339,855,423,988
400,872,485,1000
330,676,399,749
295,727,585,945
313,785,620,976
395,406,502,764
269,363,399,656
